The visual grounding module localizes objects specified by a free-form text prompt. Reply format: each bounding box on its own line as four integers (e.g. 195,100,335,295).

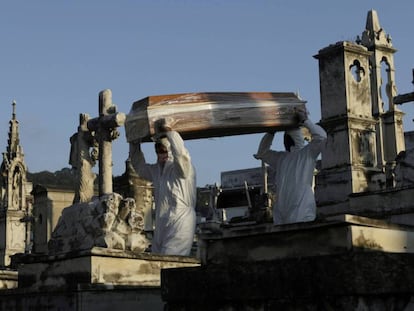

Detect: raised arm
254,132,275,160
129,140,153,181
296,107,327,157
167,131,193,178
253,132,284,168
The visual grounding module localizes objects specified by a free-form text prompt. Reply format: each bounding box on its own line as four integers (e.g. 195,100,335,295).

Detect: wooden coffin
125,92,306,142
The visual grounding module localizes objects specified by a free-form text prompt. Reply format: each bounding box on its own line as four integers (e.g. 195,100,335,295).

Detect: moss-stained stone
12,247,199,291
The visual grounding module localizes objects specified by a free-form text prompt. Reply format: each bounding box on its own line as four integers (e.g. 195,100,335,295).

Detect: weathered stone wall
163,252,414,311
0,286,164,311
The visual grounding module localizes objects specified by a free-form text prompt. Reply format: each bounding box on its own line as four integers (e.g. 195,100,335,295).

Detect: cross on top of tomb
87,89,125,197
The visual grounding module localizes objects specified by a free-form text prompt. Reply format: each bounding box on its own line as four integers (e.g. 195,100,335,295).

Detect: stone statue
11,168,21,208
69,113,98,203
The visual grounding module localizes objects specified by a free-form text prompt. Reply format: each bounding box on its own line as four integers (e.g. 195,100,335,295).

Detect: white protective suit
130,131,196,256
254,120,327,224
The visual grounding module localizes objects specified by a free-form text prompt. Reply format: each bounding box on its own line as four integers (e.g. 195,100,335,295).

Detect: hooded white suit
130,131,196,256
254,120,327,225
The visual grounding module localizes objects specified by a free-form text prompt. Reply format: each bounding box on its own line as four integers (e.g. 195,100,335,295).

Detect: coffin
125,92,306,142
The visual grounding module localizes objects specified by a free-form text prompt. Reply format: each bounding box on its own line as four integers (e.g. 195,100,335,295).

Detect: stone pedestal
0,247,199,310
163,215,414,310
14,247,199,290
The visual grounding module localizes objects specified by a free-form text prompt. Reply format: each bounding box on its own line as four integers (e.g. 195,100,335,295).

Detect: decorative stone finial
12,100,16,119
360,10,393,48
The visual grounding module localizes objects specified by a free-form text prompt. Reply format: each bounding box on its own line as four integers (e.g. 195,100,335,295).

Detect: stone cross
87,89,126,197
394,69,414,105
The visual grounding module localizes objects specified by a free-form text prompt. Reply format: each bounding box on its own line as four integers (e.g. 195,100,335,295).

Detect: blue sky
1,1,414,187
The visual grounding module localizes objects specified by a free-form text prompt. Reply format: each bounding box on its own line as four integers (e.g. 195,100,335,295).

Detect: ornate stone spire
6,100,24,162
358,10,403,188
0,100,29,266
360,9,393,49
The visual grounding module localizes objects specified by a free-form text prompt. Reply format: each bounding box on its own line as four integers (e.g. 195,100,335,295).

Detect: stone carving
11,167,22,208
69,113,98,203
50,90,148,255
48,193,149,254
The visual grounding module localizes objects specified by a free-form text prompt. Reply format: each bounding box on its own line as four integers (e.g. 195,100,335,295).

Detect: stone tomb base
0,247,200,310
163,214,414,310
197,214,414,265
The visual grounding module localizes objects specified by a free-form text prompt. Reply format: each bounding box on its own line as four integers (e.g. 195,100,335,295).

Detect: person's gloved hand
152,119,173,141
154,118,171,134
295,108,308,124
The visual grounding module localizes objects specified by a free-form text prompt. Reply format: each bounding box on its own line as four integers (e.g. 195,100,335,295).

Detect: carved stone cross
87,89,126,197
394,68,414,105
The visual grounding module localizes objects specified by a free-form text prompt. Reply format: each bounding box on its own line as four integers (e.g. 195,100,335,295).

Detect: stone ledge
12,247,199,265
197,214,414,265
13,247,200,291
